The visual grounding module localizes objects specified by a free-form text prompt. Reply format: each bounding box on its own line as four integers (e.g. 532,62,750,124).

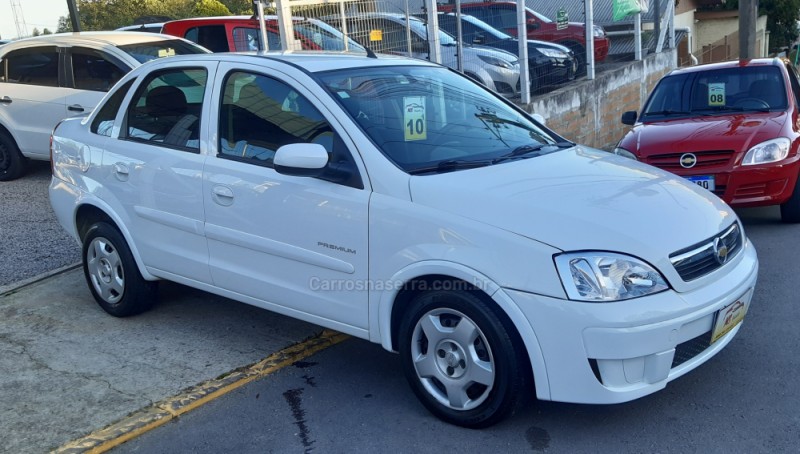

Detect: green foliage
760,0,800,51
56,0,239,32
32,28,41,36
194,0,232,17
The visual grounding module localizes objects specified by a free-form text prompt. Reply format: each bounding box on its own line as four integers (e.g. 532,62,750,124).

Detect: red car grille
644,150,735,170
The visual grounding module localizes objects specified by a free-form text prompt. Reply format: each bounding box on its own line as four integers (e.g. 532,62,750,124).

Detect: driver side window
218,71,362,188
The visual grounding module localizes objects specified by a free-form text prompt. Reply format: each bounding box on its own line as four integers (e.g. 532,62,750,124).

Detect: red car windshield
643,66,787,119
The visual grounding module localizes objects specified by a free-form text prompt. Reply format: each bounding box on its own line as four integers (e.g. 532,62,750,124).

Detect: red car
616,58,800,222
436,1,609,73
161,16,363,52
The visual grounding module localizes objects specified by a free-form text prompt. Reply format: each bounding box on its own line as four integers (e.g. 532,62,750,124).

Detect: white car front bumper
505,239,758,404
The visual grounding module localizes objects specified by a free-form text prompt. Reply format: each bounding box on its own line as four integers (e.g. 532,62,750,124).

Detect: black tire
780,176,800,223
82,222,158,317
0,130,27,181
563,41,586,77
398,289,528,428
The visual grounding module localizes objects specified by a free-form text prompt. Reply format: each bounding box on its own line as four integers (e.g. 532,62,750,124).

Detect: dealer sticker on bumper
711,291,751,343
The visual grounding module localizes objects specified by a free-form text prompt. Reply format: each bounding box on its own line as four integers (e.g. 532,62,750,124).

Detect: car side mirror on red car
621,111,637,125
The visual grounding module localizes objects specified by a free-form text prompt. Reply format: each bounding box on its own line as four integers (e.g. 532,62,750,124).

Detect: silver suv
0,32,207,181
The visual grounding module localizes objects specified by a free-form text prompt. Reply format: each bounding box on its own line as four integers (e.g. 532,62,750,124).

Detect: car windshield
118,39,207,63
318,65,568,174
642,65,788,119
407,19,456,45
461,14,512,40
294,20,366,51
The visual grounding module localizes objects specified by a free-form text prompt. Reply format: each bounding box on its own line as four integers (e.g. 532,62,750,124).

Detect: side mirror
473,33,485,45
527,19,540,30
621,111,638,125
274,143,328,177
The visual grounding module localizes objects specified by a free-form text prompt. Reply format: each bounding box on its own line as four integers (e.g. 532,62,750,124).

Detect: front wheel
0,130,27,181
780,176,800,223
398,289,528,428
82,222,158,316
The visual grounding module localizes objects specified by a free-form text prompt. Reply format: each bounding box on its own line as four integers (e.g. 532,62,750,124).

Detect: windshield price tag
158,48,176,58
404,96,426,141
708,83,726,106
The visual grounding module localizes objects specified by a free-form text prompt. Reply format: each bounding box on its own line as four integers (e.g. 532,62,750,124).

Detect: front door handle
68,104,85,112
0,96,11,104
212,185,234,206
113,162,129,181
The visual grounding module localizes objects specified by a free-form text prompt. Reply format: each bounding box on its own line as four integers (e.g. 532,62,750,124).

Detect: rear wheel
82,222,158,316
780,176,800,223
0,130,27,181
398,289,527,428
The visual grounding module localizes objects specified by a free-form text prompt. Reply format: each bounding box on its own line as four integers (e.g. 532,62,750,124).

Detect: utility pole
739,0,758,59
10,0,28,38
67,0,81,32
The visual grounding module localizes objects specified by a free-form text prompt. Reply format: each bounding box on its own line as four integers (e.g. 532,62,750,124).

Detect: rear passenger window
2,47,59,87
185,25,229,52
124,68,207,150
92,79,135,136
71,49,127,91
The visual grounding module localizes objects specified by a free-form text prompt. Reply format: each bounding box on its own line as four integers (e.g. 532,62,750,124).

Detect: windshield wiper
645,109,690,116
694,105,771,113
493,141,574,163
408,159,494,175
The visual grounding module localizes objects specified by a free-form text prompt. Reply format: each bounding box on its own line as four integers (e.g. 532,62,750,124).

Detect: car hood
621,111,789,155
459,43,518,62
409,146,736,261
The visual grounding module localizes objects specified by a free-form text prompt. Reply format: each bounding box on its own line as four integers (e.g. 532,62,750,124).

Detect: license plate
686,175,715,191
711,293,750,343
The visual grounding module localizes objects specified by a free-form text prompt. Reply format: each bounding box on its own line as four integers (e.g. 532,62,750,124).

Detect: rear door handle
113,163,129,181
212,185,234,206
67,104,85,112
0,96,11,104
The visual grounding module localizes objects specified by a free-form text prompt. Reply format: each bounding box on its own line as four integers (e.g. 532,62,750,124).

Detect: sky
0,0,71,40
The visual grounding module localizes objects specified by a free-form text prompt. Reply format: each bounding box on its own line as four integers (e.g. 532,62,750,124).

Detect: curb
0,262,81,297
53,329,349,453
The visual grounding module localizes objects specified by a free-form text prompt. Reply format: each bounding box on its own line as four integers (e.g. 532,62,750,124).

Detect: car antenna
350,36,378,58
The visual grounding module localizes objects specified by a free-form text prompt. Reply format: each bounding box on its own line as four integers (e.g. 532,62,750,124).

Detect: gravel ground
0,161,81,287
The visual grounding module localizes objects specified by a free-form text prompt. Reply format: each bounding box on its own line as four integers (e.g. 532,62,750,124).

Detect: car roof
0,31,184,49
668,58,783,76
164,15,309,25
155,51,438,73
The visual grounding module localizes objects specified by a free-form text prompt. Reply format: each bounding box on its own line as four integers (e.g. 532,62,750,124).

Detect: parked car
0,39,10,46
323,13,521,98
161,15,365,52
436,1,609,75
432,12,576,91
616,58,800,222
50,51,757,428
0,32,208,181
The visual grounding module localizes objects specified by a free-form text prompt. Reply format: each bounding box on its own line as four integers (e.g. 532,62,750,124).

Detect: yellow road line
53,330,349,454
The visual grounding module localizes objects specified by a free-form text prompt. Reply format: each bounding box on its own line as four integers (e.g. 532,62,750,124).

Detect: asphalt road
0,161,80,288
111,205,799,454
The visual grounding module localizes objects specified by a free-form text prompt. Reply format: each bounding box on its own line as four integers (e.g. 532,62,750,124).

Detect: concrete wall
522,48,677,151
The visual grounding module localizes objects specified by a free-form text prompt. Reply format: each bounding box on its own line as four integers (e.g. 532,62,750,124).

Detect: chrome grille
645,150,734,170
670,222,742,281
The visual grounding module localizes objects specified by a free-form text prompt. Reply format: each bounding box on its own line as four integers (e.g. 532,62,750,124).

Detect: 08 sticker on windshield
708,83,726,106
404,96,426,141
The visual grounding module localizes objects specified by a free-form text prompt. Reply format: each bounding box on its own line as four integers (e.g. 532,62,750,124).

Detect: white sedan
49,51,758,428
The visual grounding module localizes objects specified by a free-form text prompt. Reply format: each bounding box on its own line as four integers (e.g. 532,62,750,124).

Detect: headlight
479,55,513,69
612,147,638,160
742,137,790,165
537,48,568,58
555,252,669,302
593,25,606,38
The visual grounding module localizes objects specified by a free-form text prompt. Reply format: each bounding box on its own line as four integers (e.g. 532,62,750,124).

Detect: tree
194,0,232,17
43,28,53,35
219,0,253,15
760,0,800,51
32,28,41,37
